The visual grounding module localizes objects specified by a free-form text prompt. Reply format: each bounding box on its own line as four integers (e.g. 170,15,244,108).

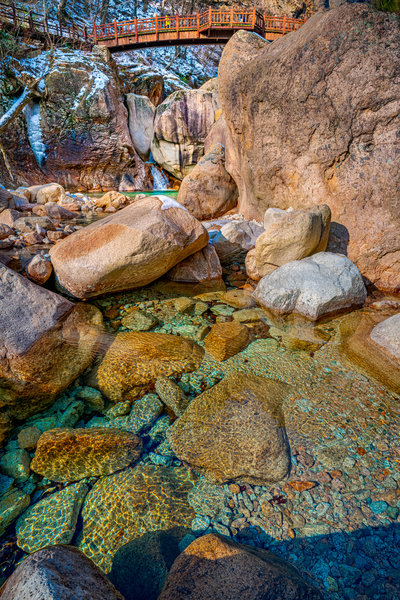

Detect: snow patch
23,102,46,167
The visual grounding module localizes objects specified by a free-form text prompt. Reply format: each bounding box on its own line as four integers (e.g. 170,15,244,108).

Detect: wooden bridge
0,1,306,52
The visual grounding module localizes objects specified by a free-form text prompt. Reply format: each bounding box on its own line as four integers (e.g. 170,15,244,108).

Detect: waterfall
151,164,169,190
23,102,46,167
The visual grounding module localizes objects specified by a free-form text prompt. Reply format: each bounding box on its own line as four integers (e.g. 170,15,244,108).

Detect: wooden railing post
114,19,118,44
230,6,233,27
11,2,17,28
208,6,211,30
83,25,88,43
196,12,199,37
134,16,137,42
176,15,179,39
28,10,34,31
93,21,97,44
155,14,158,39
282,15,286,35
252,7,256,29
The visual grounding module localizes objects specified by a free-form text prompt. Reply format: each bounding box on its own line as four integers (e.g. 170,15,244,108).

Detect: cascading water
151,164,170,190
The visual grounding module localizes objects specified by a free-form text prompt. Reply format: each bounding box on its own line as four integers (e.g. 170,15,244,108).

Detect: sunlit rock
204,322,251,361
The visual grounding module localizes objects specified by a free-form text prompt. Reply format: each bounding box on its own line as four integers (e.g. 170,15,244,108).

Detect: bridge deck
0,2,306,51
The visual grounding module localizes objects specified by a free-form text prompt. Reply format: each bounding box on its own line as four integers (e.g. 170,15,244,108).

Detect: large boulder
210,219,264,264
159,534,323,600
166,244,222,283
168,371,291,484
97,331,204,402
218,5,400,293
31,428,142,482
204,322,251,361
255,205,331,277
126,93,156,161
0,545,124,599
0,265,102,419
0,47,150,191
50,196,208,298
253,252,367,321
340,311,400,394
151,80,220,179
177,144,238,220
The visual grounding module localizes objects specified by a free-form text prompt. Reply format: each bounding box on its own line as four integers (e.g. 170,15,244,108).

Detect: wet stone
17,427,42,451
155,377,189,417
78,464,197,572
74,386,104,412
204,321,251,361
0,489,31,536
31,427,142,482
0,449,31,482
121,310,158,331
16,481,89,553
188,479,227,518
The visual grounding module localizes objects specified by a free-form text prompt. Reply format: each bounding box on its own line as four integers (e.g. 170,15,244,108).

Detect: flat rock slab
0,545,124,599
31,428,142,482
78,464,196,572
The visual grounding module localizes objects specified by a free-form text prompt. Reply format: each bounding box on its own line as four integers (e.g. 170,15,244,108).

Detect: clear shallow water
0,254,399,598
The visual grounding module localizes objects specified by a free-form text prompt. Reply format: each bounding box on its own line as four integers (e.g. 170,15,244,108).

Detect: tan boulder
31,427,142,482
177,144,238,220
168,371,291,484
245,248,262,281
95,191,128,210
35,183,66,205
159,534,323,600
204,321,251,361
97,331,204,402
167,244,222,283
152,81,220,179
0,264,103,419
43,204,76,220
218,6,400,293
0,209,20,227
25,255,53,285
255,205,331,277
14,216,56,234
50,196,208,299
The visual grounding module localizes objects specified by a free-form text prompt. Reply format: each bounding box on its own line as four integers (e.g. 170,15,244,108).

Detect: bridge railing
0,0,88,43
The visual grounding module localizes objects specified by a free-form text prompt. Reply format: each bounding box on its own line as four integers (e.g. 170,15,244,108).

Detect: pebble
369,500,388,514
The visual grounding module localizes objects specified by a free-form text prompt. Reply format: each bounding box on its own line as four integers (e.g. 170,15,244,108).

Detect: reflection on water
0,276,399,598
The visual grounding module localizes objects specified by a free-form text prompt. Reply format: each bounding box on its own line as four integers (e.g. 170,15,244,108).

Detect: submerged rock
169,371,291,484
177,144,238,220
0,265,103,419
16,481,89,553
0,545,124,599
50,196,208,299
0,488,31,537
166,244,222,283
218,6,400,292
155,377,190,418
255,205,331,277
97,331,204,403
159,533,323,600
78,464,196,572
253,252,367,321
204,322,251,361
31,427,142,482
121,310,158,331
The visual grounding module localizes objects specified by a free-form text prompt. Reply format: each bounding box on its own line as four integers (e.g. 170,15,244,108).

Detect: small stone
220,289,255,309
196,325,210,341
229,483,241,494
25,255,53,285
233,308,266,323
210,304,235,317
0,449,31,482
288,481,316,492
106,401,131,418
0,489,31,536
174,297,195,314
155,377,189,417
369,500,388,514
194,301,208,315
204,321,251,361
75,386,104,411
18,427,42,451
121,310,158,331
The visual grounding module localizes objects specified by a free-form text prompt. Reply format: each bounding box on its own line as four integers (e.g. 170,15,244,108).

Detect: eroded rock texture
218,5,400,292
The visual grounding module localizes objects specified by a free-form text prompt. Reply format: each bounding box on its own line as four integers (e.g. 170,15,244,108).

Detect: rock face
256,205,331,277
218,5,400,292
167,244,222,283
126,93,156,161
254,253,367,321
0,545,124,600
0,265,102,419
152,81,220,179
169,371,291,484
78,465,196,572
177,144,238,220
97,331,204,402
0,47,150,191
31,428,142,482
159,533,323,600
50,196,208,298
204,322,251,361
